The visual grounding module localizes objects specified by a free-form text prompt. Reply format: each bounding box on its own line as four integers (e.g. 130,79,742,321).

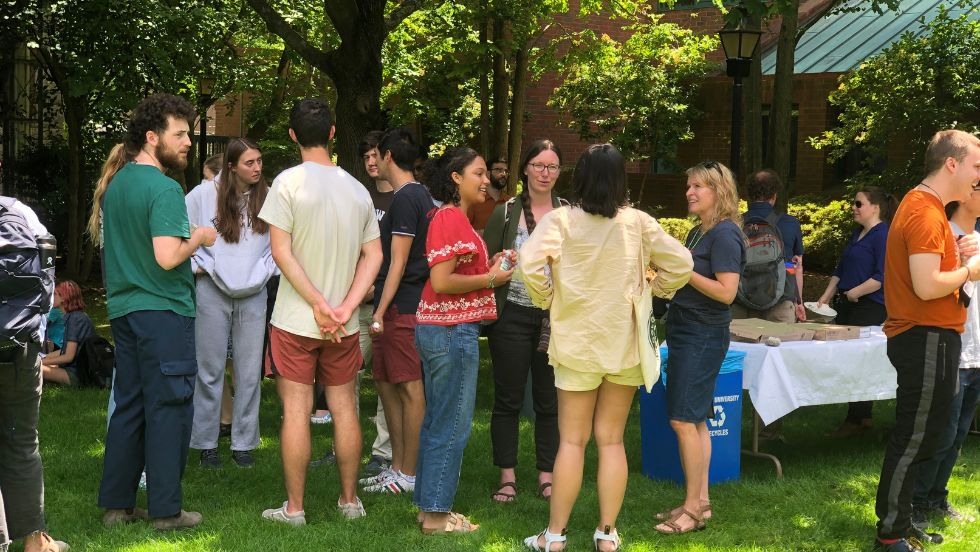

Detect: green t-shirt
103,163,195,319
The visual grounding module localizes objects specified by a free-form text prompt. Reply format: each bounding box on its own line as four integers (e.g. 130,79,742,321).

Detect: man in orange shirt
874,130,980,552
468,157,510,233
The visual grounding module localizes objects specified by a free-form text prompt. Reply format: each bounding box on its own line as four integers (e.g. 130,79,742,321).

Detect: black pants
0,341,45,544
834,295,887,422
875,326,960,540
487,303,558,472
98,310,197,519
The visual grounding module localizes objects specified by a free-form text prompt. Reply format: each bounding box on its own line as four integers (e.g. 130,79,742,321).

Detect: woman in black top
42,280,97,386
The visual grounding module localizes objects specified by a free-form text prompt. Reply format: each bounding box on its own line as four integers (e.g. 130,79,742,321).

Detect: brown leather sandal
655,501,712,521
537,481,553,501
420,512,480,535
491,481,517,503
654,508,706,535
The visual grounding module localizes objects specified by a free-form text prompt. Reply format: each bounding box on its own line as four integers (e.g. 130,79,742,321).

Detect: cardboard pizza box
795,322,862,341
729,318,815,343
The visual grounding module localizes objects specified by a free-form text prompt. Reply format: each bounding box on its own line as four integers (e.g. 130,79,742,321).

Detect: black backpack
75,335,114,388
0,197,53,346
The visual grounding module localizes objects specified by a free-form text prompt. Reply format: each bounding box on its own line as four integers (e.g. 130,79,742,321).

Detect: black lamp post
719,18,761,179
198,77,215,180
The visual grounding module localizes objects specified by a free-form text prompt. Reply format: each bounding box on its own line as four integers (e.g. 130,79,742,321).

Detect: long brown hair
87,143,132,245
215,138,269,243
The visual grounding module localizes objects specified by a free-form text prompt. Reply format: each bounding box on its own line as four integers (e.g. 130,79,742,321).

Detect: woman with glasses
654,160,744,536
520,144,692,551
817,186,897,438
484,140,564,504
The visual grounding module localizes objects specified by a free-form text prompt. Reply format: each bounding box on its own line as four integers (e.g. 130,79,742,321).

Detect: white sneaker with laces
337,497,366,520
363,470,398,492
359,466,393,487
261,501,306,526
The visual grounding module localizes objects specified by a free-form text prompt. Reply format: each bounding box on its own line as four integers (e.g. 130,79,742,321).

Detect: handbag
632,210,661,392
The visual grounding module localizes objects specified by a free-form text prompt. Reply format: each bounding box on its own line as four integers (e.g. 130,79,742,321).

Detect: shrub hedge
654,198,854,274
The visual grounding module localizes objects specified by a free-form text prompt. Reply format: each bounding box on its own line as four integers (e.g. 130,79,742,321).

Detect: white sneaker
359,467,393,486
337,497,366,519
311,412,332,424
379,474,414,494
261,501,306,526
363,470,398,493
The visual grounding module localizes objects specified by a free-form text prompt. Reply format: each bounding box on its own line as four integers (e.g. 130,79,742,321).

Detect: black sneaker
936,500,970,522
364,455,390,477
232,450,254,468
200,448,220,469
873,537,925,552
910,524,943,544
219,423,232,439
911,507,930,529
309,451,336,468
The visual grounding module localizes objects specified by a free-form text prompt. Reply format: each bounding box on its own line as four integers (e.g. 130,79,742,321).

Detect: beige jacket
517,206,692,373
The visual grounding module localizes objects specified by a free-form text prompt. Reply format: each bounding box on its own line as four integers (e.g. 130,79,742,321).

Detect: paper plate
804,301,837,318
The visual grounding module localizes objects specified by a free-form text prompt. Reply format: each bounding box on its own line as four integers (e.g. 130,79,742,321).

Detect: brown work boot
152,510,203,531
25,531,69,552
103,507,149,526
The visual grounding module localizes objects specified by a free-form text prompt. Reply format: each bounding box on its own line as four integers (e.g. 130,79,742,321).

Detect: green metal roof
761,0,980,75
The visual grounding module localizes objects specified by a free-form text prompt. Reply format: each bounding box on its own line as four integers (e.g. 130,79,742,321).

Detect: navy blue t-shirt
62,310,97,369
833,222,888,305
374,183,436,314
672,219,746,326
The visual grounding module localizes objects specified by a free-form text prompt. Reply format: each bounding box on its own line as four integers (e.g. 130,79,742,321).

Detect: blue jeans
912,368,980,510
413,323,481,513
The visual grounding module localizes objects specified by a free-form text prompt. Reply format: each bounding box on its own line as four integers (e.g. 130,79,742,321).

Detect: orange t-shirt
883,189,965,337
468,191,510,231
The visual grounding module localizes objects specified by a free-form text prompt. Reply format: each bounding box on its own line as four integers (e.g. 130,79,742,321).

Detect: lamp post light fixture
719,18,761,179
198,76,216,180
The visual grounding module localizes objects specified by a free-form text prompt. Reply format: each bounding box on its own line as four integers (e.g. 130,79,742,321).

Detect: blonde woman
520,144,692,551
654,160,745,535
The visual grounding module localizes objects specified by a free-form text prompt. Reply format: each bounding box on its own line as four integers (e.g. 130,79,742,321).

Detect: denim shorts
664,305,729,423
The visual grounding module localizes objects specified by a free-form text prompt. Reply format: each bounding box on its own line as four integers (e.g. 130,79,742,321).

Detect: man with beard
97,94,216,531
468,157,511,233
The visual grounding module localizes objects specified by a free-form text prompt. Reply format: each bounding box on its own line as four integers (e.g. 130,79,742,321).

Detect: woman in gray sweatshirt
185,138,277,468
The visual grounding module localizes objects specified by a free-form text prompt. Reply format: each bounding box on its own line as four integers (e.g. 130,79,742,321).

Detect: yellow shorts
553,363,644,392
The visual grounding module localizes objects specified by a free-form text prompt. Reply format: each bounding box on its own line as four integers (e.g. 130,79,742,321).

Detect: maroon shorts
267,326,362,386
371,305,422,384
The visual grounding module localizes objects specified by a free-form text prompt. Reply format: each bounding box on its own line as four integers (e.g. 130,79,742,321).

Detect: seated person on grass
41,280,97,386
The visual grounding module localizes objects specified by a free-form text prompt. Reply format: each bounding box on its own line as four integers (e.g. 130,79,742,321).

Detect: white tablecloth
730,327,896,425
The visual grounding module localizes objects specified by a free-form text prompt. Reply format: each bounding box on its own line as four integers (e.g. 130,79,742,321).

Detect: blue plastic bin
639,346,745,485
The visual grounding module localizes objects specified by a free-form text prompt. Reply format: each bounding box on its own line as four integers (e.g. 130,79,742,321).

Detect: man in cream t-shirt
258,99,382,525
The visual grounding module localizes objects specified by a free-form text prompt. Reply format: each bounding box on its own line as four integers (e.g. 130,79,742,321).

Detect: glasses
528,162,561,175
853,200,864,208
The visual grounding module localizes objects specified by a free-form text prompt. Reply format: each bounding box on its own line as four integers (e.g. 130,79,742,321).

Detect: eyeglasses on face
528,162,561,174
853,200,864,208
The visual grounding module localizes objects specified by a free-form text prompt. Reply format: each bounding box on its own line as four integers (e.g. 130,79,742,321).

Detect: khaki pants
731,299,796,323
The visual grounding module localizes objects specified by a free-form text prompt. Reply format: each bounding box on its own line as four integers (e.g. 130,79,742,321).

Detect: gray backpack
0,197,53,346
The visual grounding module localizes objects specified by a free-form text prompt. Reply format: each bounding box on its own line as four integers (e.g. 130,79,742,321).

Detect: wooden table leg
741,406,784,478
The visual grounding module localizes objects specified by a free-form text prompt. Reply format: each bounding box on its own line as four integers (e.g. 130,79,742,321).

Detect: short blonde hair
925,130,980,176
686,161,742,230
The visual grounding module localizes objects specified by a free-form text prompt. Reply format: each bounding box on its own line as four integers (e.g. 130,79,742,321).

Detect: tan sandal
420,512,480,535
655,501,711,521
654,508,705,535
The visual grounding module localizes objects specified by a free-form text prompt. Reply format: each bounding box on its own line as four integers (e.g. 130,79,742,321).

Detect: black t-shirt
369,184,394,223
63,310,97,368
374,183,436,314
671,219,746,326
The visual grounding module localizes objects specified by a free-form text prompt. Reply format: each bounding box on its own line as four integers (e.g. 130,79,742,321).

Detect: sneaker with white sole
363,470,398,492
378,476,414,494
261,501,306,526
311,412,332,424
359,467,393,487
337,497,366,519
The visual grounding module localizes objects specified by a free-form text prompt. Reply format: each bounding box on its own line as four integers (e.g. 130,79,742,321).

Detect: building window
760,105,799,180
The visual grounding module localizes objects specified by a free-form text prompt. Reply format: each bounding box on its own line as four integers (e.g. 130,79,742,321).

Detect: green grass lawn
27,289,980,551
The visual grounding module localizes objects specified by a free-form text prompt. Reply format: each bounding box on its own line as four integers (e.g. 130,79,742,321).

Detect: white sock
398,471,416,483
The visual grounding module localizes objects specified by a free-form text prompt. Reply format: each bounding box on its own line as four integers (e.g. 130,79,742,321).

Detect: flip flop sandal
491,481,517,503
537,482,553,501
420,512,480,535
655,502,712,521
654,508,706,535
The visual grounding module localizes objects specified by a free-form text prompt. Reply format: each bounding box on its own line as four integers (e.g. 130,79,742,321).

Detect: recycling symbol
708,405,726,428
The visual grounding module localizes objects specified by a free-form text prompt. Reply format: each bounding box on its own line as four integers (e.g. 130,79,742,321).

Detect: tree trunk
491,17,512,162
326,41,385,183
63,97,85,278
744,12,764,179
479,11,491,159
769,0,799,208
506,46,529,195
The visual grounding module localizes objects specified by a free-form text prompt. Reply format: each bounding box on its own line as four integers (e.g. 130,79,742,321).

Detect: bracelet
487,272,496,289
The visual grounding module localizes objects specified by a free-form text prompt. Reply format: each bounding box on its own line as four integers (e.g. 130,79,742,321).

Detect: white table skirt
730,327,895,425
